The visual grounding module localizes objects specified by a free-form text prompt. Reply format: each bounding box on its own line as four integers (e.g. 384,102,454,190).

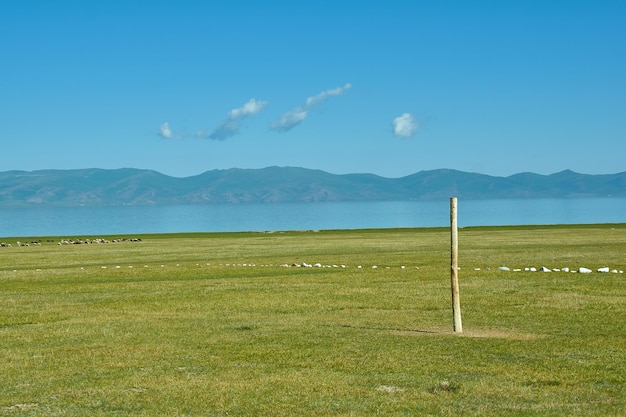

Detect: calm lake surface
1,198,625,237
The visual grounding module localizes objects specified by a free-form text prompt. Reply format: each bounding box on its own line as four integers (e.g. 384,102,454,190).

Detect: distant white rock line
488,265,623,274
9,258,624,275
3,240,623,275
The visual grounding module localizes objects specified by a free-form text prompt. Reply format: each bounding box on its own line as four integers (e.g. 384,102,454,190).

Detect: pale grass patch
390,326,543,340
376,385,406,393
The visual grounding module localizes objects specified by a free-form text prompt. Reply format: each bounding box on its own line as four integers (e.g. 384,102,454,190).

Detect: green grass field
1,225,625,416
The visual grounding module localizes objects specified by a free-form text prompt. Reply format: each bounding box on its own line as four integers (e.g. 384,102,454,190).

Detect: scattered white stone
357,265,362,269
578,267,592,273
562,267,570,273
529,267,537,272
372,265,378,269
524,267,530,271
540,266,551,272
115,266,121,269
552,268,560,272
513,269,521,272
498,266,510,271
314,263,322,268
598,267,610,273
474,268,481,271
101,266,107,269
611,269,618,273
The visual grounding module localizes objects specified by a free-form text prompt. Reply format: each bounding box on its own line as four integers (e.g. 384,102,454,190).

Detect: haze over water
2,198,625,238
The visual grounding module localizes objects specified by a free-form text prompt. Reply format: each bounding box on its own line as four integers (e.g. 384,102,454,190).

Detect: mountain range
1,167,625,206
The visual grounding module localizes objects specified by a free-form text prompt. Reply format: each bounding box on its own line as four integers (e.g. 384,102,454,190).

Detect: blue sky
2,1,625,178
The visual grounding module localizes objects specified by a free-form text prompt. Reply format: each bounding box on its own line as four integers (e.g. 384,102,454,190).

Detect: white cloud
158,122,179,139
162,98,267,141
228,98,268,119
392,113,418,137
271,83,351,132
270,108,308,132
204,98,268,140
305,83,352,107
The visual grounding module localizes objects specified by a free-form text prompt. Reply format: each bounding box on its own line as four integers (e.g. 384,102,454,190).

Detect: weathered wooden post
450,197,463,333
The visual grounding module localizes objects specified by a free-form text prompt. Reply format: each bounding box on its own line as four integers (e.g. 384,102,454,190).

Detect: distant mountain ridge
1,167,625,206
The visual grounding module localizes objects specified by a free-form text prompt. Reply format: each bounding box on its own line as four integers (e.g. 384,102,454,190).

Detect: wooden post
450,197,463,333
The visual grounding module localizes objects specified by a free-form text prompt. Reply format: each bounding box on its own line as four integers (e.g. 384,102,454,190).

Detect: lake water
1,198,625,237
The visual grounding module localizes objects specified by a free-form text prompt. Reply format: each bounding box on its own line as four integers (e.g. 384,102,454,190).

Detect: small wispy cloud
158,122,180,140
159,98,268,141
201,98,269,140
392,113,418,137
270,83,352,132
228,98,267,119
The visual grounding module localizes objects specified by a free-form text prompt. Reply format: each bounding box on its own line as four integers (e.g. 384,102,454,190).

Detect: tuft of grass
428,380,461,394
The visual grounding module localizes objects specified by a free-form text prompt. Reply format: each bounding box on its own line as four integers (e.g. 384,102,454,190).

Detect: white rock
598,267,610,273
578,267,592,273
539,266,551,272
513,269,521,272
529,267,537,272
611,269,618,273
498,266,510,271
562,267,570,273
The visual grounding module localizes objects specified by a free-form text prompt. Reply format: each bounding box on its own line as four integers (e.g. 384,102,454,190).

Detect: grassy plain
1,225,625,416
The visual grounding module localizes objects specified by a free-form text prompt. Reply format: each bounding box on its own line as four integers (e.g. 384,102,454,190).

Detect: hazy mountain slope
1,167,624,206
